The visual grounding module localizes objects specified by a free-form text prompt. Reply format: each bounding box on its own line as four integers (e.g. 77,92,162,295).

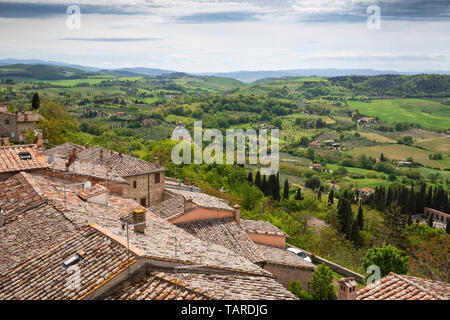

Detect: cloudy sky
0,0,449,72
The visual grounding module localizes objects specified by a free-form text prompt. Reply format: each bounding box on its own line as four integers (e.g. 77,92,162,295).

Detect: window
133,181,137,189
155,173,160,184
5,119,9,125
140,198,147,207
18,152,32,160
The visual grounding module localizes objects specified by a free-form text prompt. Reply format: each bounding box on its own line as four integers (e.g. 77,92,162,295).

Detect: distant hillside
204,69,450,83
114,67,175,76
0,64,95,80
0,59,99,72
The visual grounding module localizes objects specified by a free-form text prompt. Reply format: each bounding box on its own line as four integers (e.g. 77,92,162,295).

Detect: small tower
338,277,358,300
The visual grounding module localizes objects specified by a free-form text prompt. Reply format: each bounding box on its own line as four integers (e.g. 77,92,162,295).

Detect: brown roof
109,271,298,300
0,225,138,300
240,219,288,237
255,243,316,270
0,145,48,174
149,192,185,220
175,218,265,264
357,273,450,300
76,184,107,200
75,146,167,177
0,202,78,274
166,188,233,212
0,172,46,222
44,142,84,160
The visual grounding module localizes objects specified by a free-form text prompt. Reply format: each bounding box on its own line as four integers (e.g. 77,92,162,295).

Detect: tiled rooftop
166,188,233,212
0,203,78,274
357,273,450,300
240,219,288,237
0,225,138,300
109,271,298,300
0,172,46,222
175,218,265,264
75,145,167,177
255,243,316,270
0,145,48,174
149,192,185,220
77,184,107,200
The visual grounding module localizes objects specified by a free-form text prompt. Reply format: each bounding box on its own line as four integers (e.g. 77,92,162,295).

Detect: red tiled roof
0,226,138,300
240,219,288,237
0,172,46,222
175,218,265,264
77,184,107,200
357,273,449,300
109,271,298,300
0,145,48,174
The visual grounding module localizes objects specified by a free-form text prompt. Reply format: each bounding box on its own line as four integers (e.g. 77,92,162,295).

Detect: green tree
247,172,253,185
31,92,40,110
255,171,261,191
295,187,302,201
288,280,312,300
362,244,409,280
356,205,364,230
309,264,336,300
37,100,78,145
328,189,334,206
337,198,353,237
283,179,290,200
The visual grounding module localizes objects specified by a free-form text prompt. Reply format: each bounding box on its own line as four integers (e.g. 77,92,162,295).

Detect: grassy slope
347,99,450,130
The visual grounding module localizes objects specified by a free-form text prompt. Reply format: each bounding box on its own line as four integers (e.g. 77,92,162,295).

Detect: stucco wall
263,263,314,290
246,233,285,248
171,207,234,224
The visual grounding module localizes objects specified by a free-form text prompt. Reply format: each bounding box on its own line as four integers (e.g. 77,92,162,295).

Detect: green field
348,99,450,130
345,144,450,169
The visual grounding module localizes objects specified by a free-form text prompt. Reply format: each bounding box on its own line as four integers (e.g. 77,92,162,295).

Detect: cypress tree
31,92,40,110
255,171,261,191
446,221,450,234
283,179,290,200
338,198,353,237
350,220,362,246
357,205,364,230
428,215,433,228
262,175,268,196
295,187,302,201
318,190,322,201
247,172,253,185
328,189,334,206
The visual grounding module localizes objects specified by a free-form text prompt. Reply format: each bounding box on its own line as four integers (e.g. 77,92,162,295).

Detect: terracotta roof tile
357,273,449,300
0,172,46,222
240,219,288,237
109,271,298,300
166,188,233,212
0,226,138,300
77,184,107,200
0,145,48,174
149,192,185,220
176,218,265,264
0,202,78,274
255,243,316,270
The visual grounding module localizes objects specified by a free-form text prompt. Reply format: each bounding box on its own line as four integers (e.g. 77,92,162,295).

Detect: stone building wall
122,172,165,207
0,112,18,139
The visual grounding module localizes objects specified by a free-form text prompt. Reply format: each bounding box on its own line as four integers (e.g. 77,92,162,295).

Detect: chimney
338,277,358,300
99,149,104,163
3,137,10,146
154,157,160,166
0,207,4,228
133,209,146,234
233,205,241,225
36,133,43,151
24,113,28,122
72,148,78,157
